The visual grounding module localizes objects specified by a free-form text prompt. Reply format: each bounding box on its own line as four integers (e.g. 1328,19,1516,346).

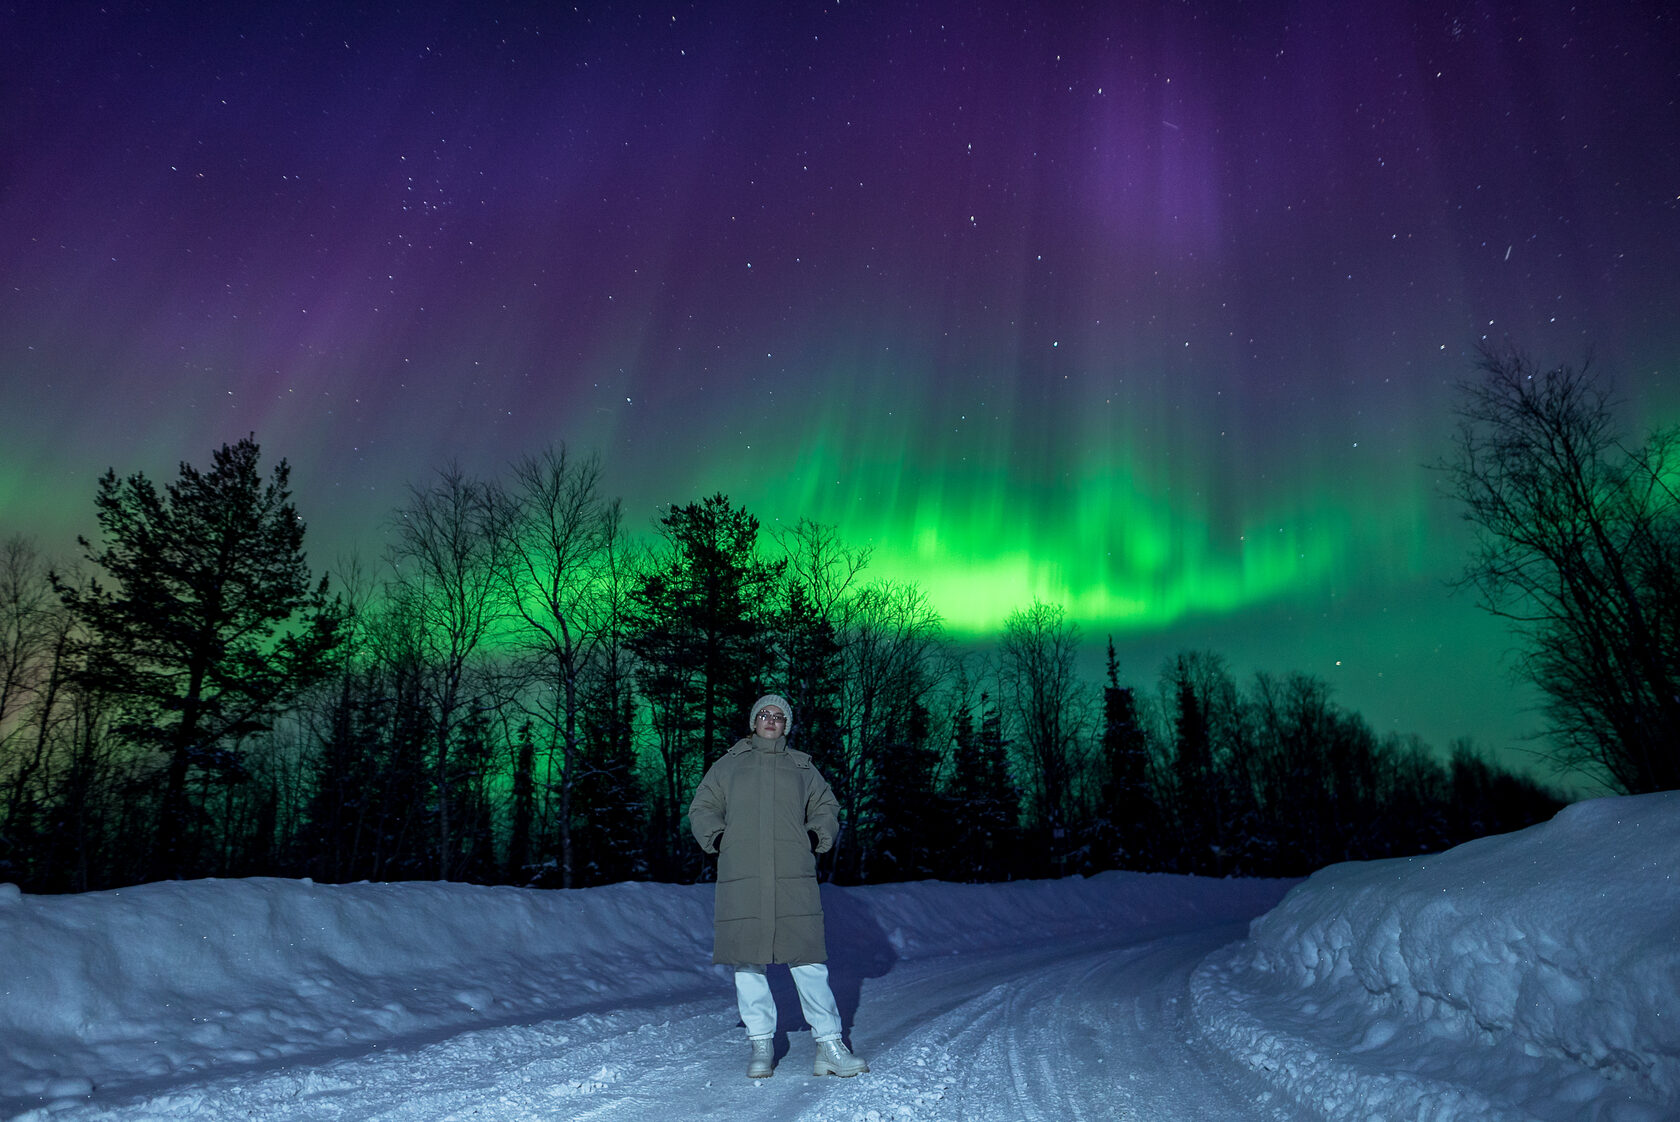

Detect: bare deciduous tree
774,518,871,764
1000,599,1088,872
387,463,503,878
832,579,944,880
1442,343,1680,793
490,445,610,887
1,537,60,804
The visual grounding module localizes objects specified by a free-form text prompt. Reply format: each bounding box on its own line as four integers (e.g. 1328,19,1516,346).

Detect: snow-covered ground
2,792,1675,1121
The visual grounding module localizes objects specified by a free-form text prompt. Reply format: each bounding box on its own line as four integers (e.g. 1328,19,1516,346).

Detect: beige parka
689,700,841,966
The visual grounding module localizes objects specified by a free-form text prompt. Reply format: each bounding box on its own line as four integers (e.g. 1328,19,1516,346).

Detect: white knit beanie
748,694,794,734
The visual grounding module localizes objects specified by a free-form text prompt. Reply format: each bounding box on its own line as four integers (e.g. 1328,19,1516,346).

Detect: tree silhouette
5,440,1578,891
1161,651,1246,874
829,579,944,881
385,463,503,879
1097,640,1156,868
629,494,781,874
53,437,343,879
489,445,615,888
944,692,1020,882
1000,600,1087,874
1442,343,1680,792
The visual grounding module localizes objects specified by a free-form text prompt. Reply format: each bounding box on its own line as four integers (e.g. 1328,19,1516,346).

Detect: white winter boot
747,1035,775,1078
812,1038,869,1077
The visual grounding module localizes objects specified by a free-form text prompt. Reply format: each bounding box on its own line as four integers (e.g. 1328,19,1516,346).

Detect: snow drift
1,791,1676,1121
1192,791,1680,1120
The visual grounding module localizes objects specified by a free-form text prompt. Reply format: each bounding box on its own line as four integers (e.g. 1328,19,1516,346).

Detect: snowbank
0,878,718,1101
0,870,1277,1104
5,797,1676,1121
1191,791,1680,1121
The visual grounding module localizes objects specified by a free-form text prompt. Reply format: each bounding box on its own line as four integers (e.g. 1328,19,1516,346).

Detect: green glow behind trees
0,402,1588,892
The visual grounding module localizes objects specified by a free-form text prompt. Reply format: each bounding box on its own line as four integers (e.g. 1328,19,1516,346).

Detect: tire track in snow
27,924,1306,1121
783,925,1311,1122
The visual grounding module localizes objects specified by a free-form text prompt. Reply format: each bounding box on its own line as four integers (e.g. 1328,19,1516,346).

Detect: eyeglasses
754,710,787,724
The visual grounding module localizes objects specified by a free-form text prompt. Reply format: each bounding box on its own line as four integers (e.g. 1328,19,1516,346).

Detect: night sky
3,1,1677,776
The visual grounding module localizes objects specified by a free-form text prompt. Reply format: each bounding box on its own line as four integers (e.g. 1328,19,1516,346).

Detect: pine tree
570,679,646,885
628,494,782,875
1099,640,1156,869
54,437,343,880
864,699,939,882
945,693,1020,881
506,720,536,880
1163,652,1238,874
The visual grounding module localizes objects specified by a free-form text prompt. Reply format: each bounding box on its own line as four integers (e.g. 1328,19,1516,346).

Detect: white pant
734,963,843,1042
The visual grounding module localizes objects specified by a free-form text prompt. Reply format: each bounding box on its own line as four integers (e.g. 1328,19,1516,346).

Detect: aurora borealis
2,1,1677,771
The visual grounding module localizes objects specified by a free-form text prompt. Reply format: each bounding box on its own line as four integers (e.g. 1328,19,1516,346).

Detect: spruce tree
628,494,782,874
1100,640,1156,869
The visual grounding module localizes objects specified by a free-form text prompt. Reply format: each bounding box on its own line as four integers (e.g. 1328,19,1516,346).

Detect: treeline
0,438,1563,894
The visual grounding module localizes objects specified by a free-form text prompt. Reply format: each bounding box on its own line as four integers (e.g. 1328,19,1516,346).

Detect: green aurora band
672,355,1433,637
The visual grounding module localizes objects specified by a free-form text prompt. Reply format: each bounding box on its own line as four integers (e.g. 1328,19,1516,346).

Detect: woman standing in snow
688,694,869,1079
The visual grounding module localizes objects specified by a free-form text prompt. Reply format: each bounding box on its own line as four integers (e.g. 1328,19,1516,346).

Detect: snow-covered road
36,922,1298,1122
6,795,1677,1121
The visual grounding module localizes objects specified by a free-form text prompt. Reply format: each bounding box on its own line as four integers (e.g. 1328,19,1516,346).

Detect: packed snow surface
2,792,1676,1121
